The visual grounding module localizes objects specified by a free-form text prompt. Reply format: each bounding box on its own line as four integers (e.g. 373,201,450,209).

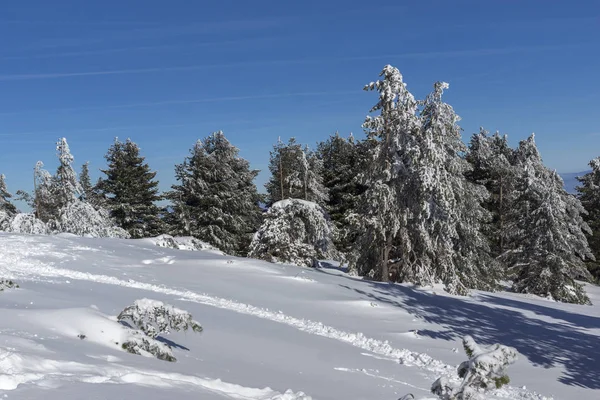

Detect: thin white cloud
0,118,288,138
1,38,272,61
0,43,585,82
19,17,285,51
0,90,359,116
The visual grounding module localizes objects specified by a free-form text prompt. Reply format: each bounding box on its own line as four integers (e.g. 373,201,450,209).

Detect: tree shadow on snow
315,260,349,273
155,336,190,351
336,278,600,390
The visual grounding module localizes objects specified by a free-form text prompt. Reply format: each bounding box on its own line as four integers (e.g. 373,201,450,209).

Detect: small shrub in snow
0,279,19,291
431,335,517,400
117,298,202,362
248,199,337,267
121,332,177,362
52,200,130,238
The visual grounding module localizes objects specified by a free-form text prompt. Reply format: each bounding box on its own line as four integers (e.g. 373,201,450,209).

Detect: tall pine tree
405,82,498,294
79,162,92,200
349,65,419,281
167,131,262,255
504,135,593,304
54,137,83,211
466,128,517,258
96,138,162,238
351,67,498,294
575,157,600,281
0,174,17,216
317,132,367,256
33,161,56,222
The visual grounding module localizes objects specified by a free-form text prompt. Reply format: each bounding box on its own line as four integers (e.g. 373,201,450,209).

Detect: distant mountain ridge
560,171,590,194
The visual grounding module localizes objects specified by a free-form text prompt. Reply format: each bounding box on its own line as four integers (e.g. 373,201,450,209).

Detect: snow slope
0,233,599,399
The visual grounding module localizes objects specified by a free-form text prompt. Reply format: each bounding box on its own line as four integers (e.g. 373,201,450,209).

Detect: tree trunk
279,154,284,201
381,235,391,282
499,176,504,254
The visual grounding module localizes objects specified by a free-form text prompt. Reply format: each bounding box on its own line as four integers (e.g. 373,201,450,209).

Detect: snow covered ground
0,233,599,399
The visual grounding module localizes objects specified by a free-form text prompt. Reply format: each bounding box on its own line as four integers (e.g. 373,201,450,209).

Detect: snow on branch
118,298,203,339
431,335,518,400
116,299,202,362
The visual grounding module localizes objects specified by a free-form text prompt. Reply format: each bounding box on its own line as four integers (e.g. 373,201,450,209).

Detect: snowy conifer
33,161,57,222
503,135,593,304
265,138,328,206
248,199,336,267
0,174,17,217
411,83,498,294
317,133,366,255
79,162,93,200
96,138,163,238
576,157,600,281
167,132,262,255
54,137,83,210
351,67,497,293
349,65,419,281
466,129,517,258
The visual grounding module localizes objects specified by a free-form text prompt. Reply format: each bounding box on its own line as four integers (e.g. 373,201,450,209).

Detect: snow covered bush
0,279,19,291
431,335,517,400
118,298,203,339
248,199,337,267
52,200,130,238
117,299,202,361
150,234,221,252
121,332,178,362
7,213,49,235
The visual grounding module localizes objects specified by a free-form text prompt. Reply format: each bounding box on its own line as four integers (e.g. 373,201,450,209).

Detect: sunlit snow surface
1,233,599,399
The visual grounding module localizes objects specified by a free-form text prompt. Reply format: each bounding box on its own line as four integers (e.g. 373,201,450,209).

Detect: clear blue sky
1,0,599,208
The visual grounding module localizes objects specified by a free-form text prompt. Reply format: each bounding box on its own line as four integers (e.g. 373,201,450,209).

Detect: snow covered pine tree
576,157,600,282
465,128,517,258
503,135,593,304
351,65,497,293
317,132,367,257
265,137,328,206
349,65,418,281
167,131,262,256
96,138,163,238
413,83,499,294
0,174,17,230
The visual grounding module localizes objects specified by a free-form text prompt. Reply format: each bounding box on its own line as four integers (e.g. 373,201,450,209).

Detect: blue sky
1,0,599,208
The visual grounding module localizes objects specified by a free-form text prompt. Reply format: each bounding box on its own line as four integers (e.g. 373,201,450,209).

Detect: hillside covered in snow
0,233,599,400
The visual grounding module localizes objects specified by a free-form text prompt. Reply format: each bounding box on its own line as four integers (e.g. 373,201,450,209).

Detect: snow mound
146,234,223,253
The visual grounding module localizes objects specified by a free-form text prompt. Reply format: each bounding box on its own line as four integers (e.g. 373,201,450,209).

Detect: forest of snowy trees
1,64,599,305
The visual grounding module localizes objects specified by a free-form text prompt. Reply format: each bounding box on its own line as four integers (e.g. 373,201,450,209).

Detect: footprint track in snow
0,236,553,400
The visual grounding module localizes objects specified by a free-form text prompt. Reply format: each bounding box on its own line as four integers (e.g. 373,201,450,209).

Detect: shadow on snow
333,274,600,390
